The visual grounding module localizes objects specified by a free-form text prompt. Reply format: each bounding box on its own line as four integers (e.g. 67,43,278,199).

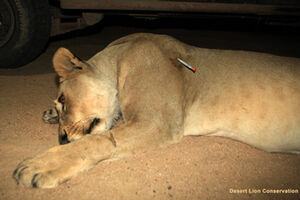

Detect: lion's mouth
59,117,100,145
86,118,100,134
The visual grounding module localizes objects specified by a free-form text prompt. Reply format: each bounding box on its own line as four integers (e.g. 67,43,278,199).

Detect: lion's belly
182,73,300,153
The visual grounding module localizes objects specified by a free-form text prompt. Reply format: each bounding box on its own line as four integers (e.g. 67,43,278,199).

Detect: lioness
14,33,300,188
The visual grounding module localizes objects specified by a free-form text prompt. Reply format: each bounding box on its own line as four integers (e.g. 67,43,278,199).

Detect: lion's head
52,48,120,144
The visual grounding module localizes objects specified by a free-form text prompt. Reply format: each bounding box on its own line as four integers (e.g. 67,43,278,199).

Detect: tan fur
14,33,300,188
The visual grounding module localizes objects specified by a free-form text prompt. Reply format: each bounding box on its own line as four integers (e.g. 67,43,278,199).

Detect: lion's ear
53,48,87,81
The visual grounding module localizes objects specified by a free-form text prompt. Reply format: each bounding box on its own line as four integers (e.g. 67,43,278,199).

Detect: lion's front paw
13,146,80,188
13,156,64,188
13,162,58,188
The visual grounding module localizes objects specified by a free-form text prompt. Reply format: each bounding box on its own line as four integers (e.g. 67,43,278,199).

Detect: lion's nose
59,129,70,145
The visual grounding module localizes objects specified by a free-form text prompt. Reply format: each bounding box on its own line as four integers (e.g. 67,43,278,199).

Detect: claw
31,173,40,188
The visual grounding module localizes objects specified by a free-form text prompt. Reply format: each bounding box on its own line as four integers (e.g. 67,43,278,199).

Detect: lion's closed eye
57,94,66,111
58,94,65,104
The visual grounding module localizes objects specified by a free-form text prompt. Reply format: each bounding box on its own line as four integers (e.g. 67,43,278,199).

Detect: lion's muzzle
58,118,101,145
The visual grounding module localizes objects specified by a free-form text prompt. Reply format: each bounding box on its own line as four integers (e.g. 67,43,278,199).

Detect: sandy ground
1,17,300,200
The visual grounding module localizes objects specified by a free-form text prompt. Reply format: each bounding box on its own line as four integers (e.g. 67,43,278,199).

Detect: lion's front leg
13,121,172,188
13,134,116,188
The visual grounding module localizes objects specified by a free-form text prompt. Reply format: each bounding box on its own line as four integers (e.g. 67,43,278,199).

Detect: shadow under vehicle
0,0,300,68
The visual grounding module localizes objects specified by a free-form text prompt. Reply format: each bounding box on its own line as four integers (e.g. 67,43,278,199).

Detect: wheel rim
0,0,15,47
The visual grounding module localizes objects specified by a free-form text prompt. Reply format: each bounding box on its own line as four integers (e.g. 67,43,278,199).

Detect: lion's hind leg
42,107,58,124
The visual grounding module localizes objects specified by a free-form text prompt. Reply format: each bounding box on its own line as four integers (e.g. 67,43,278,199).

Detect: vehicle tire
0,0,51,68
